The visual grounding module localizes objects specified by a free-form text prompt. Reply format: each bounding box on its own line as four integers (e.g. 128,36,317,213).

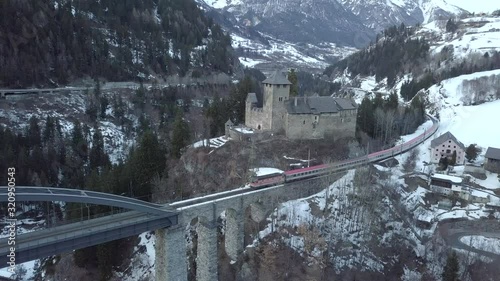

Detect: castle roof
262,70,292,85
430,131,465,149
246,93,258,104
286,97,357,115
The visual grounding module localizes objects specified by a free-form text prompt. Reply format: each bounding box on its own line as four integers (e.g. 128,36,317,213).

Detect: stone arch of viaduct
155,174,336,281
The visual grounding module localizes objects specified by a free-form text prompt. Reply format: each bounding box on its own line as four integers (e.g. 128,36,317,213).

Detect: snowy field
421,17,500,59
230,33,356,70
427,69,500,150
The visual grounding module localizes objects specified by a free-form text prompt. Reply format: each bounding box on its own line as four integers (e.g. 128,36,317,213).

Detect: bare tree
403,149,419,173
151,173,169,203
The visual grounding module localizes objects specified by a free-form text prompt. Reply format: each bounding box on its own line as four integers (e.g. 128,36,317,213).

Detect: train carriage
249,168,285,189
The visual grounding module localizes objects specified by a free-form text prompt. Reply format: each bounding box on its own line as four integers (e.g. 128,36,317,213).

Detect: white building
430,173,463,196
430,132,466,165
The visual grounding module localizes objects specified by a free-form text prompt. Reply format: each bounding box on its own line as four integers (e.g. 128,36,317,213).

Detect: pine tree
130,131,166,200
43,116,55,143
356,97,375,137
439,156,449,171
171,110,190,159
113,95,126,125
465,144,478,162
89,127,110,172
85,87,98,122
27,116,42,149
229,75,253,124
100,96,109,119
206,93,229,137
134,81,146,106
71,120,88,163
442,251,460,281
93,79,101,98
446,18,458,33
386,91,399,111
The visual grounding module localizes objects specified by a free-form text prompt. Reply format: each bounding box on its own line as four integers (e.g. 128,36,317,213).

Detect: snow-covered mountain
196,0,468,71
342,0,466,30
450,0,500,14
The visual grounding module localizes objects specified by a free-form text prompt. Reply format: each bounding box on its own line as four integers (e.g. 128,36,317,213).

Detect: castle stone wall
285,110,357,140
245,107,271,131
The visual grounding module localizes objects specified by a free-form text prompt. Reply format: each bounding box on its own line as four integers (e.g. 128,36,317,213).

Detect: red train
250,115,439,189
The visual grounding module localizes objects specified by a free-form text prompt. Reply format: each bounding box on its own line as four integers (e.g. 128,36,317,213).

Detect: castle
244,70,358,140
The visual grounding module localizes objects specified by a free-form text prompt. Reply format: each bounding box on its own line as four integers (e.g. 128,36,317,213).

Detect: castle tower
262,70,291,132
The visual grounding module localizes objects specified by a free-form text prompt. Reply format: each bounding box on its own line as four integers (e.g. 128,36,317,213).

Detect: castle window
277,85,281,88
279,97,283,101
303,120,305,125
446,149,451,153
314,116,318,121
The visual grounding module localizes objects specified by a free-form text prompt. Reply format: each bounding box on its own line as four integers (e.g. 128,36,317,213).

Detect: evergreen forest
0,0,235,88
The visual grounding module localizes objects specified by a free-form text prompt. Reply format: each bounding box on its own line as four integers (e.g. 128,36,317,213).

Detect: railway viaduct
156,174,338,281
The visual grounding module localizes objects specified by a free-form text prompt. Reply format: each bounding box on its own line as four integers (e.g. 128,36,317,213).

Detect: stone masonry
155,225,188,281
155,173,344,280
244,70,357,140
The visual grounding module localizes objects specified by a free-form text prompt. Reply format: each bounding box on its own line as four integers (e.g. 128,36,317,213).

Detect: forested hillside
324,24,429,87
325,21,500,98
0,0,235,88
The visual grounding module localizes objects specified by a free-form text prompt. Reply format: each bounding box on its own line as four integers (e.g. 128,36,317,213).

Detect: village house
430,173,463,196
429,173,490,204
430,131,465,165
243,70,357,140
484,147,500,173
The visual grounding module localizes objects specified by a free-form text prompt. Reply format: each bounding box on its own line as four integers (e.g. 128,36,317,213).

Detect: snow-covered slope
232,33,357,70
419,0,465,23
332,16,500,98
420,16,500,58
450,0,500,14
426,69,500,149
341,0,466,30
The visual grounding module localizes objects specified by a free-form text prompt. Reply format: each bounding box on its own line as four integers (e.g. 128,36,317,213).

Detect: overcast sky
451,0,500,13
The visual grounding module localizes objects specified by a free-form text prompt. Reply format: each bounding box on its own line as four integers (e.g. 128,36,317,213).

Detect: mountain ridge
196,0,468,71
